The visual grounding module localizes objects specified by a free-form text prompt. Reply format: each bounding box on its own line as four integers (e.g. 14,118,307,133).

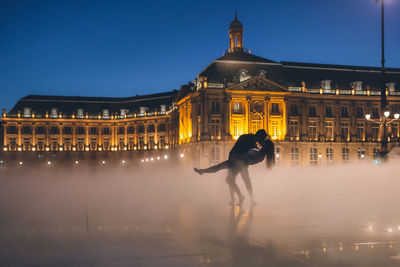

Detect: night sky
1,0,399,110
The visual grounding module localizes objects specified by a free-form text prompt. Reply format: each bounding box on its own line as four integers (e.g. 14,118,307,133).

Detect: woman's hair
260,139,275,169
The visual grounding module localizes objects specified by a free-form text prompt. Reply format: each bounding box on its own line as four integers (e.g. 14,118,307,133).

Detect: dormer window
387,82,396,92
120,109,129,117
160,105,166,113
102,109,109,119
77,109,84,118
23,107,31,117
239,69,251,82
258,70,266,77
321,80,331,90
51,108,58,118
352,81,363,91
139,107,147,116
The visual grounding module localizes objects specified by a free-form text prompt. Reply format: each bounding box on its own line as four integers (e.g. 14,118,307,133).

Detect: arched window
251,114,262,134
310,147,318,165
342,147,350,162
326,147,333,163
291,147,299,166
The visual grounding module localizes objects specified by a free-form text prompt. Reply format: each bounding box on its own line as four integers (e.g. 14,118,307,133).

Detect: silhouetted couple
194,129,275,206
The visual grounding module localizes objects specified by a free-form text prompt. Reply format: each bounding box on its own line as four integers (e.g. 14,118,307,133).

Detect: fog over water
1,161,400,266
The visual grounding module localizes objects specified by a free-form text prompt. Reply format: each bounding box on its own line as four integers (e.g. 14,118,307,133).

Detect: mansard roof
197,52,400,91
9,91,178,116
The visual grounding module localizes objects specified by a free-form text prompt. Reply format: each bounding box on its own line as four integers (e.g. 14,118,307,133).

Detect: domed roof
229,18,243,30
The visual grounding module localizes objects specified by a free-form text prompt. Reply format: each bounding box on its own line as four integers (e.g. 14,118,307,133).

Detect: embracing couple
194,129,275,206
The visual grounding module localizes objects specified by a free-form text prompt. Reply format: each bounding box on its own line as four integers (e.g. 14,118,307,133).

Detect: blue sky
1,0,399,110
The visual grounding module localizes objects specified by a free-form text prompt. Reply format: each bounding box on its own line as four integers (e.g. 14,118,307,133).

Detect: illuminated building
1,13,400,167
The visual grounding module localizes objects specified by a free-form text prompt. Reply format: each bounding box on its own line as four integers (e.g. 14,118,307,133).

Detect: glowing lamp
122,160,126,164
394,113,400,119
318,153,322,158
124,146,128,151
276,153,280,158
19,161,23,165
98,147,102,151
164,155,168,159
17,146,22,152
180,153,184,158
102,160,106,164
72,147,76,151
365,114,371,120
75,161,79,164
154,145,158,150
45,146,50,151
165,145,169,149
85,147,89,151
157,156,160,160
59,147,63,151
3,147,7,152
144,145,147,150
145,158,149,162
141,159,144,163
388,228,393,233
384,111,390,118
47,161,51,165
32,147,36,151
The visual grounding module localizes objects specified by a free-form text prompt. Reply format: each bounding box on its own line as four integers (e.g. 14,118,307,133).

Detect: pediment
227,75,287,92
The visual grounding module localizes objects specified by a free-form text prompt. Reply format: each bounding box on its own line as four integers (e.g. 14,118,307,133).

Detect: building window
118,137,125,150
147,124,155,133
77,137,84,151
291,147,299,166
251,114,262,134
232,119,243,139
138,124,145,134
9,137,17,151
211,146,220,163
129,137,135,150
356,123,364,141
271,103,280,114
149,136,155,149
372,108,379,118
356,107,363,118
372,123,379,141
118,127,125,135
342,147,350,162
271,120,279,140
325,106,333,117
310,147,318,165
7,126,17,134
233,102,242,113
308,121,317,141
36,127,45,135
103,138,110,151
210,119,221,139
139,136,144,149
159,135,165,148
290,121,300,140
64,138,72,151
90,138,97,151
77,127,84,135
158,123,166,132
386,82,396,92
23,138,31,151
37,137,45,151
391,123,399,138
102,127,110,135
50,127,59,135
325,122,334,141
63,127,72,135
309,105,317,116
290,103,298,115
326,147,334,164
340,122,349,141
321,80,331,90
128,125,135,134
51,138,58,151
352,81,363,91
211,102,220,114
90,127,98,135
341,106,349,117
22,126,32,134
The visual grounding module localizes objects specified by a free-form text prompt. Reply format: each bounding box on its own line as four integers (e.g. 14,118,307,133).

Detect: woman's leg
194,160,231,175
240,166,254,203
226,167,244,205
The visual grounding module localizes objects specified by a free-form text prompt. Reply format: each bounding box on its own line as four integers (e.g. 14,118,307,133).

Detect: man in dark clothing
194,129,272,206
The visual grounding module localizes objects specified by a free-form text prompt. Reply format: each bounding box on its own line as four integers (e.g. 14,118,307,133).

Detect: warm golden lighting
45,146,50,151
98,147,102,151
124,146,128,151
32,147,36,151
85,147,89,151
72,146,76,151
59,147,63,151
3,147,8,151
17,146,22,152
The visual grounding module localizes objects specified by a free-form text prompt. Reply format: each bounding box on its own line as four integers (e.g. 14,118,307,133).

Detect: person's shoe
193,167,203,175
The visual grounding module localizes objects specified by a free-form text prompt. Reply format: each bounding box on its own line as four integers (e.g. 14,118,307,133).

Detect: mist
1,162,400,266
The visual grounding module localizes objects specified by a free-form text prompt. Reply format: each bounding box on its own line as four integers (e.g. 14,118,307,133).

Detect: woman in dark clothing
194,130,275,205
